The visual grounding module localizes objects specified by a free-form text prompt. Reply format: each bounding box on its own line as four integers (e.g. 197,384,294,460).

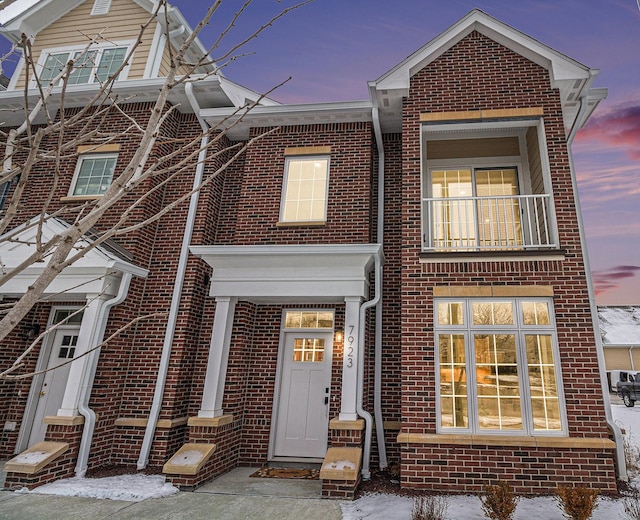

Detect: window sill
396,432,615,449
276,220,326,228
60,195,103,202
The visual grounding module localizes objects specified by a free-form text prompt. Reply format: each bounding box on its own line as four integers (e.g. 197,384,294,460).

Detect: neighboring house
599,306,640,371
0,0,621,497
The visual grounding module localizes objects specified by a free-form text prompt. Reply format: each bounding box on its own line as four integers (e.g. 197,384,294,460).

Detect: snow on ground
14,401,640,518
20,474,178,502
342,401,639,520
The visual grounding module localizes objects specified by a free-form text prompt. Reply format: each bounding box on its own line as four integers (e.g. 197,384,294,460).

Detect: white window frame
435,297,567,436
68,152,118,197
279,155,330,224
33,41,134,87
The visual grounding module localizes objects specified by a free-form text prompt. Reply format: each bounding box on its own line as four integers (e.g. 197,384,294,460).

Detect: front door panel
28,328,79,446
274,332,332,458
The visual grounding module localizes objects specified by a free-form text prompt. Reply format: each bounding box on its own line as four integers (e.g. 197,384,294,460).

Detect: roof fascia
373,9,591,94
200,100,372,140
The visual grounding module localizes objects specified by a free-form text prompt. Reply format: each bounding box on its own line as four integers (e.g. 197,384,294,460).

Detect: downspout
631,348,635,371
371,89,388,470
356,251,381,481
567,71,627,481
76,272,133,477
137,81,208,469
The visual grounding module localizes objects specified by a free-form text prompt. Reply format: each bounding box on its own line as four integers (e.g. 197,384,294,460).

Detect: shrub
480,480,519,520
555,486,599,520
411,495,449,520
623,491,640,520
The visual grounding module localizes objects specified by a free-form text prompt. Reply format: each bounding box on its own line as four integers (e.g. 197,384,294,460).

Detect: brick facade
0,7,617,497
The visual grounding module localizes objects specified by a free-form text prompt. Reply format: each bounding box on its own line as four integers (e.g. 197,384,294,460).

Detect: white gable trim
0,216,147,298
374,9,591,93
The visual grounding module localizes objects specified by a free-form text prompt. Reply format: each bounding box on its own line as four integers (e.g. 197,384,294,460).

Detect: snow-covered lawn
13,401,640,519
343,401,640,519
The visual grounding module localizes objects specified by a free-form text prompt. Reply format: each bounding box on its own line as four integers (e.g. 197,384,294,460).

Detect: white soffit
190,244,382,302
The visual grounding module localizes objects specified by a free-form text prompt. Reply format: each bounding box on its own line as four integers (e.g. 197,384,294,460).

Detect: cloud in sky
592,265,640,297
575,100,640,160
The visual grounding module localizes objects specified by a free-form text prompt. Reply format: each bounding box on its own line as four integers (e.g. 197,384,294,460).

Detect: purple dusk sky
1,0,638,305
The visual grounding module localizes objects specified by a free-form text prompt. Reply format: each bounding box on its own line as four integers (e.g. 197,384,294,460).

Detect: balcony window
422,122,556,252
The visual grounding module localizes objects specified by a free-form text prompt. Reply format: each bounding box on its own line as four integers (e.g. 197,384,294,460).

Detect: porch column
198,296,237,418
57,294,107,417
339,296,361,421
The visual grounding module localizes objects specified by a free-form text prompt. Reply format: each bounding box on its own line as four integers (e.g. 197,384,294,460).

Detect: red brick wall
398,31,614,492
222,123,374,245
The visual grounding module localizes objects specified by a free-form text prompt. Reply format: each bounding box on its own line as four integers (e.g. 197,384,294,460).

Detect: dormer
0,0,215,90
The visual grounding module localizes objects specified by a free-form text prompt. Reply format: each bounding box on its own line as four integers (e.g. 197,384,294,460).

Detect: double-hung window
280,155,330,223
436,298,565,435
70,153,117,197
38,45,129,86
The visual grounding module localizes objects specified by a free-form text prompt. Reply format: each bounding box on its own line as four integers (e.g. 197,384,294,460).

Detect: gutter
566,72,627,481
136,81,208,469
75,273,133,477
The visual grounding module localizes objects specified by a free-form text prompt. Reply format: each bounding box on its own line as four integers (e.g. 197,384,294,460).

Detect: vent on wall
91,0,112,15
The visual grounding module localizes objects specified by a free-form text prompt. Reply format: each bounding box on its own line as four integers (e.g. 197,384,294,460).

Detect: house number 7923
346,325,355,368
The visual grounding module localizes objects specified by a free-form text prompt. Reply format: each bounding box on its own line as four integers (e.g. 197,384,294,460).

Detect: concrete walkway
0,466,343,520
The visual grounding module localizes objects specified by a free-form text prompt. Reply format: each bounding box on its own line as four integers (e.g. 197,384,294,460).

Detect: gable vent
91,0,112,15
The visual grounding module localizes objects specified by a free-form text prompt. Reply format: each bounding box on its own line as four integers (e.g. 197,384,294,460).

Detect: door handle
39,391,46,396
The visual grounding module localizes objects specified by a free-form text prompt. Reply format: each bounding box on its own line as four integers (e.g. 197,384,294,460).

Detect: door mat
249,467,320,480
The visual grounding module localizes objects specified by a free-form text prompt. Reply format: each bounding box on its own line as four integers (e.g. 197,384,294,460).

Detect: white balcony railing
422,194,555,252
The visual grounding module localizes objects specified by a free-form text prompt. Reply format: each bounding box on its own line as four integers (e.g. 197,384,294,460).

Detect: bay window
436,298,565,435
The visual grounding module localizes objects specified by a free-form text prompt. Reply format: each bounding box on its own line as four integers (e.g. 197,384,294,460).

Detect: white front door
274,332,333,459
28,328,79,446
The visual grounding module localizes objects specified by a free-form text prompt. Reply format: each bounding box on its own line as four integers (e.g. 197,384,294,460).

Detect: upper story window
70,153,117,197
37,44,129,86
280,155,330,224
436,298,566,436
421,118,557,252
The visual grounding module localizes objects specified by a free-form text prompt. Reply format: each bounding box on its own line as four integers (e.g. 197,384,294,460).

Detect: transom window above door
284,310,334,329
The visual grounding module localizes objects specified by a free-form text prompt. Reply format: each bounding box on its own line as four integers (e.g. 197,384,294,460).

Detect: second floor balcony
422,193,556,252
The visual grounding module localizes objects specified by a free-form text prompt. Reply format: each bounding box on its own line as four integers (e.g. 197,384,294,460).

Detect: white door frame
16,306,81,452
269,322,334,462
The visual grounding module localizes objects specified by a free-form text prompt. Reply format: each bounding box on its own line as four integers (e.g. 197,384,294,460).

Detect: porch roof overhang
0,216,148,299
190,244,383,303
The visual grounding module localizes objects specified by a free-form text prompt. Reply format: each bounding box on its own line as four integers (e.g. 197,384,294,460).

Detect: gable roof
0,215,147,297
598,306,640,347
0,0,212,74
369,9,606,134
